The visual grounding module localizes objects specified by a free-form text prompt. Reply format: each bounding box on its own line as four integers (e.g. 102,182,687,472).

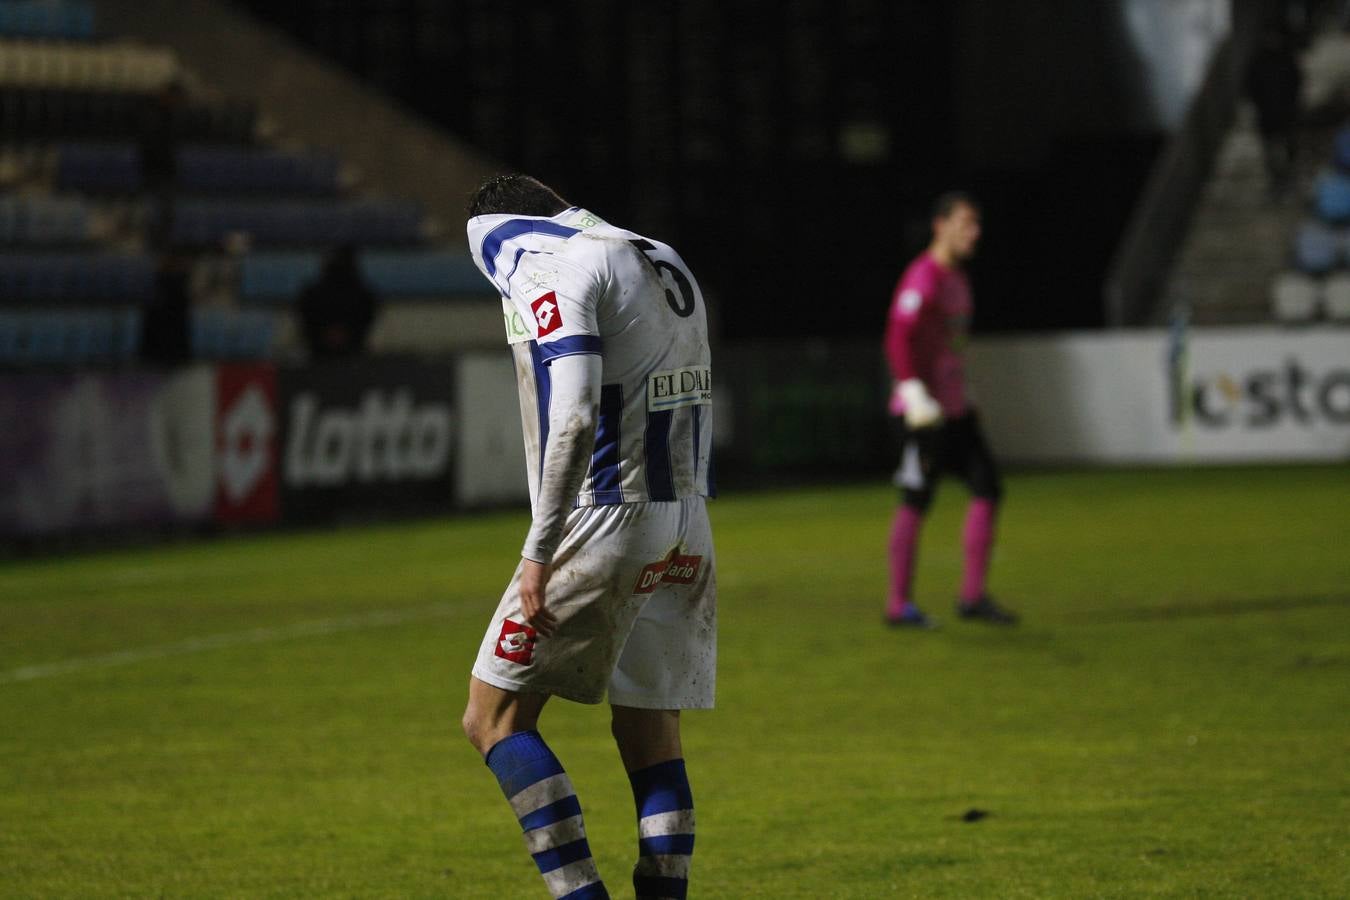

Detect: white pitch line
0,602,469,685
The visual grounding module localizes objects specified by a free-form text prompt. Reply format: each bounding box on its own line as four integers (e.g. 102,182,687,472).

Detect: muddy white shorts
471,495,716,709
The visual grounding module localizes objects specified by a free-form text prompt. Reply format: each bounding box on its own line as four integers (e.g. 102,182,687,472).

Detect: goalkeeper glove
898,378,943,429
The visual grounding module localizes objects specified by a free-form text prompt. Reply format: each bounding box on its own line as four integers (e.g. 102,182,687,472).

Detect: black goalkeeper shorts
891,410,1002,511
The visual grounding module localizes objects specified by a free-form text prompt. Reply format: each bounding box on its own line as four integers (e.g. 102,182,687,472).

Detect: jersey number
630,239,696,318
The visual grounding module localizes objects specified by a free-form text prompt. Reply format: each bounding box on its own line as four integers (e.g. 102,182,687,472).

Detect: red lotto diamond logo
531,291,563,337
494,620,537,665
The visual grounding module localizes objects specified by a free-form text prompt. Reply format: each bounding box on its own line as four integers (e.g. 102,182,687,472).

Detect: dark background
236,0,1169,338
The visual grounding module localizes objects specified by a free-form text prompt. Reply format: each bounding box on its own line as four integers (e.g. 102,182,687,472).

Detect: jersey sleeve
521,353,602,563
883,265,936,383
511,252,604,366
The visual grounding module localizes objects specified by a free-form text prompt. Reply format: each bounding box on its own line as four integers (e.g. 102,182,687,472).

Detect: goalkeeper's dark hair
932,190,980,221
467,174,570,219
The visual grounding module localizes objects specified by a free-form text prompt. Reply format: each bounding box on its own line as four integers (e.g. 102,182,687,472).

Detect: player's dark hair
467,174,570,218
932,190,979,221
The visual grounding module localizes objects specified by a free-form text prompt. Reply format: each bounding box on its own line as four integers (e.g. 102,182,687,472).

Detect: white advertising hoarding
455,354,529,506
968,327,1350,464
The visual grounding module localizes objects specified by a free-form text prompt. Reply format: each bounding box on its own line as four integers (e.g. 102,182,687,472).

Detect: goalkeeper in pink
882,191,1017,628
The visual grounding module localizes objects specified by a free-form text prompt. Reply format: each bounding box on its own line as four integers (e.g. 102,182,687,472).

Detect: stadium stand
1269,270,1320,322
0,252,153,302
0,39,177,92
0,306,140,365
1159,26,1350,326
0,194,89,243
1,91,255,142
169,199,425,248
189,306,273,359
1323,270,1350,321
174,145,343,195
239,250,484,302
0,1,96,41
1312,163,1350,222
1271,121,1350,323
0,0,492,367
1292,217,1342,274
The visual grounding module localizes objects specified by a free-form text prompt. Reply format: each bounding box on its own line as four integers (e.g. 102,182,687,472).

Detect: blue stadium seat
191,308,274,360
1314,169,1350,225
0,308,141,365
1293,220,1340,275
1335,125,1350,174
0,196,89,244
171,199,423,247
1,92,256,143
175,145,341,195
0,252,154,302
360,250,486,295
238,252,321,300
239,249,483,300
0,1,95,41
55,142,142,192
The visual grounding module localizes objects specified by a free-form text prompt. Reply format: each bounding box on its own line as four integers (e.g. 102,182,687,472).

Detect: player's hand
518,558,559,637
898,378,943,429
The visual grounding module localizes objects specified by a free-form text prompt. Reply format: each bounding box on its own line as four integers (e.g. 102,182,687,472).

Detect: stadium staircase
1158,28,1350,326
0,0,508,369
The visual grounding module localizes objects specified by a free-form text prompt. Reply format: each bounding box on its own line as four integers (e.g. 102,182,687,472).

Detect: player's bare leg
464,678,609,899
611,706,681,771
462,676,549,754
612,706,695,900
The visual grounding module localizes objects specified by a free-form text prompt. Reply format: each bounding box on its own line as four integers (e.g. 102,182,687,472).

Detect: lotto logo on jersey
494,620,537,665
531,291,563,337
633,550,704,594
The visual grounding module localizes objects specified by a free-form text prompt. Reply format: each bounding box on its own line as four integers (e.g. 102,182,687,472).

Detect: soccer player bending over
883,191,1017,628
460,175,717,899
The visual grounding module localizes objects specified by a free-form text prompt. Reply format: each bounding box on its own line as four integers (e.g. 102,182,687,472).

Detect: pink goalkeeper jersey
884,250,972,418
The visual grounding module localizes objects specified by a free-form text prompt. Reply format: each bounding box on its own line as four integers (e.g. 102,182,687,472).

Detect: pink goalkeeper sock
960,498,998,604
886,505,923,617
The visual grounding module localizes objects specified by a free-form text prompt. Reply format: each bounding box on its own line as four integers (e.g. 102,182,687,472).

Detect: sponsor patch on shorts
633,549,704,594
494,620,537,665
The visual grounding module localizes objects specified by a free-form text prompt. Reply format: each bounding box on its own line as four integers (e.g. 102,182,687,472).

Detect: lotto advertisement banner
969,327,1350,463
0,368,215,536
454,354,528,507
0,359,456,541
214,363,280,525
277,359,456,522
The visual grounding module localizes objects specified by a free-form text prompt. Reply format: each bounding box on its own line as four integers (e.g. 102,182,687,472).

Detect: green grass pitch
2,466,1348,898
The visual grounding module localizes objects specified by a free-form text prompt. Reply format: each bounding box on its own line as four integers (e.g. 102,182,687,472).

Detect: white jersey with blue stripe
467,207,715,510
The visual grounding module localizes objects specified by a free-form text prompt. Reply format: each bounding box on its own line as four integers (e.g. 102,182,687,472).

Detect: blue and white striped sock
485,731,609,900
628,758,695,900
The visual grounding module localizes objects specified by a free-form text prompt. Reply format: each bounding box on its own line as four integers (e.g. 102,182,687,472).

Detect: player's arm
517,352,601,635
884,283,943,428
515,255,606,635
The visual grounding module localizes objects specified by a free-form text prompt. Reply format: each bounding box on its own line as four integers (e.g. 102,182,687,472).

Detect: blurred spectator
138,80,188,250
297,245,379,359
140,252,192,364
1245,26,1305,196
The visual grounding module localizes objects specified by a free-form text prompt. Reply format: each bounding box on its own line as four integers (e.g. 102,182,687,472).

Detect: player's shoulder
900,251,942,289
566,221,671,289
893,252,939,310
